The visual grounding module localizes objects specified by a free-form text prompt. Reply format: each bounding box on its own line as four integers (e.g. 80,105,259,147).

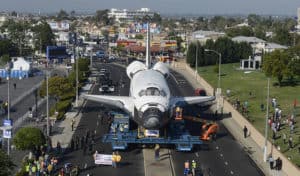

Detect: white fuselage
129,69,171,129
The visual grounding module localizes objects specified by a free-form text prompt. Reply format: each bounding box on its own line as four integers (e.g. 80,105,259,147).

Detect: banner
94,154,112,165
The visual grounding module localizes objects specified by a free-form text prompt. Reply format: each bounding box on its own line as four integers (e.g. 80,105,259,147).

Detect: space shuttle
83,23,215,130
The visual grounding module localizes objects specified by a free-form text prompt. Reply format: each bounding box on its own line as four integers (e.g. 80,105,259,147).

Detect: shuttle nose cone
142,108,162,129
144,117,160,129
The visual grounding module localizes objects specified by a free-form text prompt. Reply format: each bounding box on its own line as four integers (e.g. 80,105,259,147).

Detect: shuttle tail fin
146,22,151,69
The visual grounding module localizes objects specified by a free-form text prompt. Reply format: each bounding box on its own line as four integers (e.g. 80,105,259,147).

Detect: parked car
99,85,115,93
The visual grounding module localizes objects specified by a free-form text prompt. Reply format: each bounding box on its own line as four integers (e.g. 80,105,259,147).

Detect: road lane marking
195,152,199,157
169,73,179,84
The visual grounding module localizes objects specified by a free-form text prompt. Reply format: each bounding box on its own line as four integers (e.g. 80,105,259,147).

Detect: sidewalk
171,61,290,176
50,98,85,149
49,83,92,149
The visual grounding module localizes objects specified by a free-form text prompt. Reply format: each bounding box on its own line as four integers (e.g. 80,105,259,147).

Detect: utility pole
263,77,270,162
204,49,222,113
46,63,49,137
7,70,10,155
195,42,198,77
90,50,93,68
75,45,78,107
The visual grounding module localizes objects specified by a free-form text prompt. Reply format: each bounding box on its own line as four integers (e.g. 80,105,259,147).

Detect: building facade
108,8,154,23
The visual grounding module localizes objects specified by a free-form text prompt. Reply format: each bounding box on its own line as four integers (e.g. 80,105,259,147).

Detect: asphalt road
167,70,264,176
58,61,145,176
59,62,263,176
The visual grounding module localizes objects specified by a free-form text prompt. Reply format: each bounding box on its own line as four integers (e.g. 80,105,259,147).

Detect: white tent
12,57,31,71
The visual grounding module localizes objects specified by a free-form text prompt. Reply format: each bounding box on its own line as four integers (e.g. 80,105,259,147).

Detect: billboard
48,21,70,31
127,22,160,34
46,46,69,60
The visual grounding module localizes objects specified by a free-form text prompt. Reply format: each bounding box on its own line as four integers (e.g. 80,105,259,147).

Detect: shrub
60,92,75,101
56,99,72,112
13,127,46,151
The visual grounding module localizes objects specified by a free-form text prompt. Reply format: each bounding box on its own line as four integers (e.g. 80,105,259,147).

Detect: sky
0,0,300,16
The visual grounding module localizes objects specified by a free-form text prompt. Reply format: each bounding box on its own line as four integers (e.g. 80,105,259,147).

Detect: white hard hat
192,160,195,162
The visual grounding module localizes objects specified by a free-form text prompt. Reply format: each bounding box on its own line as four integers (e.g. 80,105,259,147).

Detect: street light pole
218,52,221,89
90,50,93,68
204,49,221,89
46,65,49,137
204,49,222,113
75,46,79,107
7,73,10,155
195,42,198,77
263,77,270,162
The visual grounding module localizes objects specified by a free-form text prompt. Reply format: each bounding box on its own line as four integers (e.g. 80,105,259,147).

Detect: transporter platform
102,111,211,151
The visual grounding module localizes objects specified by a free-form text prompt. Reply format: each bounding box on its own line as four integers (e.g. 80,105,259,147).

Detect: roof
125,45,175,53
192,30,225,38
232,36,266,43
265,43,288,49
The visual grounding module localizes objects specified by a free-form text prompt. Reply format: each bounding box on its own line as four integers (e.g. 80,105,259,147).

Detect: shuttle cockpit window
161,90,167,97
139,87,166,97
139,90,146,96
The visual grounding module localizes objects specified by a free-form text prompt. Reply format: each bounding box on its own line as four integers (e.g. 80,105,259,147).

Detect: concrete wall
176,61,300,176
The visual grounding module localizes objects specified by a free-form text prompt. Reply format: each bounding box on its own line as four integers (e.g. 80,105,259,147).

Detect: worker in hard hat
191,160,197,176
184,160,190,176
175,107,182,120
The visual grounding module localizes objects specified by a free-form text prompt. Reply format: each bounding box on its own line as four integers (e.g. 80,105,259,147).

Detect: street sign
3,130,11,139
3,119,12,126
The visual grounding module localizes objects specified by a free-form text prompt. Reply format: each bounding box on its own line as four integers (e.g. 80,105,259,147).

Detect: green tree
262,50,289,86
254,26,266,40
94,9,110,25
187,41,203,67
272,27,292,46
226,26,254,37
152,13,162,24
0,149,15,176
1,19,30,56
56,9,69,21
135,34,144,40
39,76,73,99
13,127,46,151
32,22,55,52
286,45,300,77
0,54,11,65
247,14,262,27
209,16,227,31
0,39,18,57
68,58,90,87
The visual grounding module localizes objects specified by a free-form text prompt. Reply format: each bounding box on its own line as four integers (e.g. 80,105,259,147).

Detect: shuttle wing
82,94,134,114
170,96,215,107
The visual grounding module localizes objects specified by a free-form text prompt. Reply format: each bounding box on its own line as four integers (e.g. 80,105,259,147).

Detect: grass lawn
197,63,300,166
